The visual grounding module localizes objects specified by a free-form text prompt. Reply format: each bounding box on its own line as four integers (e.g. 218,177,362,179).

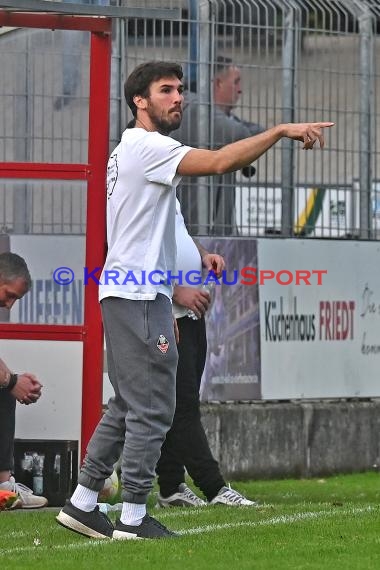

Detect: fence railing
0,0,379,238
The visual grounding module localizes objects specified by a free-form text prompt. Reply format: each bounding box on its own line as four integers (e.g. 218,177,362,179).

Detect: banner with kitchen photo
198,238,261,402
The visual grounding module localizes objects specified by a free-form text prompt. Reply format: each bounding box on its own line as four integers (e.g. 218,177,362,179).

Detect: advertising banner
236,185,355,237
6,235,379,403
7,235,84,324
199,238,261,402
259,239,380,399
1,236,84,439
5,235,262,403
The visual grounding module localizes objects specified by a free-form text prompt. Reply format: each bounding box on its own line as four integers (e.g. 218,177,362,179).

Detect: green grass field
1,472,380,569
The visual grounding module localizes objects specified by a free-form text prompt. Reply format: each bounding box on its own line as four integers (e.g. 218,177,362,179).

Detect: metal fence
0,0,379,238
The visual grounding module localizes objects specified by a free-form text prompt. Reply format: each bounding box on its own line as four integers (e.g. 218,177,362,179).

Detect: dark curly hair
124,61,183,118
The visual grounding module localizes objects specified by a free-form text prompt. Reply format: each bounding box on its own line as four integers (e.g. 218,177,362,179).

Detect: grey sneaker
56,500,114,539
209,485,258,506
113,514,177,539
0,476,47,509
156,483,207,508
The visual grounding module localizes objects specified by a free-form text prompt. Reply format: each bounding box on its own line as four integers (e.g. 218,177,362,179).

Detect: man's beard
147,104,182,135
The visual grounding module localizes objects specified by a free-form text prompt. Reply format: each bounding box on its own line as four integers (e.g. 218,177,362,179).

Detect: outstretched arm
177,122,334,177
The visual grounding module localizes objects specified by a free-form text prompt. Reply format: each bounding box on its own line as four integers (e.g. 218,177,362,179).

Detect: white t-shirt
173,199,202,319
99,128,192,301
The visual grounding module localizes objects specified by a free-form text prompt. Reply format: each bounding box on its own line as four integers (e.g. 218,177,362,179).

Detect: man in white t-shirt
57,60,333,540
156,201,257,507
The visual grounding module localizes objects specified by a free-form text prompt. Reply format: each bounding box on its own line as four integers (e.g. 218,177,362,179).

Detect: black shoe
56,500,114,539
113,513,177,540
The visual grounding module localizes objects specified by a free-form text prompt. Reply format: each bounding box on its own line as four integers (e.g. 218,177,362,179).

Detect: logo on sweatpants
157,334,169,354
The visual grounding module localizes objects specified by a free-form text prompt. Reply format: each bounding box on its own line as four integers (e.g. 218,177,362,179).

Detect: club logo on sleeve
157,334,169,354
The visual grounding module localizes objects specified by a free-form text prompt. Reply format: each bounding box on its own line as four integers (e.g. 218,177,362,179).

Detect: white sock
120,502,146,526
71,484,98,512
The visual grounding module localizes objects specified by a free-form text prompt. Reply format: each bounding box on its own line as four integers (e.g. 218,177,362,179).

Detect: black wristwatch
7,374,18,391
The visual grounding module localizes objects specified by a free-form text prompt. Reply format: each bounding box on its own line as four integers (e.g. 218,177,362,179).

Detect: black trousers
0,389,16,471
156,316,225,502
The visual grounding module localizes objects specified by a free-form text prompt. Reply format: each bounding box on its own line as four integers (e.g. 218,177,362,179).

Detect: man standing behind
175,56,263,235
156,200,257,507
0,252,46,508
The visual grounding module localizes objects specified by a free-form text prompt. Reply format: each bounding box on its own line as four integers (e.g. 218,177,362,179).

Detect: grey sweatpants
78,294,178,504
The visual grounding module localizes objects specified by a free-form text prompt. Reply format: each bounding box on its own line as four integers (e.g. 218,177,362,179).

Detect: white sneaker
156,483,207,508
209,484,258,506
0,476,48,509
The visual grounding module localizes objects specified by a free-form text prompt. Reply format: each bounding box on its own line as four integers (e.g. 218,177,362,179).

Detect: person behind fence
0,252,47,509
56,60,333,541
176,56,264,235
155,199,257,508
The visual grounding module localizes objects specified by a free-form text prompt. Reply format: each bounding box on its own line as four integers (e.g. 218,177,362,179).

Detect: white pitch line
177,505,375,535
0,539,106,556
0,530,28,539
0,505,375,556
156,504,273,520
1,526,60,541
155,507,213,519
